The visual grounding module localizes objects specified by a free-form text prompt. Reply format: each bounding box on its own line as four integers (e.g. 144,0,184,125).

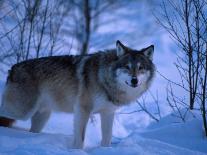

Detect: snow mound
140,117,207,153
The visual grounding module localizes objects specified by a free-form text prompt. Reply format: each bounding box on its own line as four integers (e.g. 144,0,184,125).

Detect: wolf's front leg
100,110,114,147
73,104,90,149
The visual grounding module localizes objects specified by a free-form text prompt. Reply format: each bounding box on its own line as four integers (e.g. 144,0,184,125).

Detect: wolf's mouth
125,81,138,88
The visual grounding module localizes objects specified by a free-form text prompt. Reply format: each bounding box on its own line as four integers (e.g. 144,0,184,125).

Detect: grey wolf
0,40,155,148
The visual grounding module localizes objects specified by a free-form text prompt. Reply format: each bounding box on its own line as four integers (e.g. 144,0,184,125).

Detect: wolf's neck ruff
98,65,134,105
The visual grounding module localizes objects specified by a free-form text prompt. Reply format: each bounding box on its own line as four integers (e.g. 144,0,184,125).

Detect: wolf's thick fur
0,41,155,148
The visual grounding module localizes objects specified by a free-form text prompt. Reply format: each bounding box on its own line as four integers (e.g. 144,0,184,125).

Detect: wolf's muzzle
131,77,138,87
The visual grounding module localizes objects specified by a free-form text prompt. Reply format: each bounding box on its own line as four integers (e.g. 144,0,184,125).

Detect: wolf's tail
0,116,15,127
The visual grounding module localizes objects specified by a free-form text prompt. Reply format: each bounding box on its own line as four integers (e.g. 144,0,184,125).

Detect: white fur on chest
124,84,147,100
92,93,117,113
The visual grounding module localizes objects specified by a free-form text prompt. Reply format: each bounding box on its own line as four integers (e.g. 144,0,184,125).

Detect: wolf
0,40,155,148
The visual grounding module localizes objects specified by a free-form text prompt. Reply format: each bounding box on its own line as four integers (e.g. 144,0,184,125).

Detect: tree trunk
80,0,91,55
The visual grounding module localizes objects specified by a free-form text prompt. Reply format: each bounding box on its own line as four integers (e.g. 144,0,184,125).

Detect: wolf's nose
131,77,138,85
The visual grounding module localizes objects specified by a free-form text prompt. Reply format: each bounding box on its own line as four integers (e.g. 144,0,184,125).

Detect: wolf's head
113,40,155,89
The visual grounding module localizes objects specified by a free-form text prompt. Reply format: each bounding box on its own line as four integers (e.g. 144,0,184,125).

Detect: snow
0,128,75,155
140,110,207,154
141,119,207,153
0,111,207,155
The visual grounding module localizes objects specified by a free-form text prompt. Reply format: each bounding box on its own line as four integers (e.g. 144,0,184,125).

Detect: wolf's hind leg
30,109,51,133
100,110,114,147
73,104,90,149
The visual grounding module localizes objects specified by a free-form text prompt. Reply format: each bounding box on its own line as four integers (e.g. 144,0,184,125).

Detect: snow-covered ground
0,111,206,155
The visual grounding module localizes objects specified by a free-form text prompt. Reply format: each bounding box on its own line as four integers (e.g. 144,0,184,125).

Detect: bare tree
0,0,70,70
0,0,125,69
68,0,124,55
156,0,207,135
118,90,161,122
48,0,70,56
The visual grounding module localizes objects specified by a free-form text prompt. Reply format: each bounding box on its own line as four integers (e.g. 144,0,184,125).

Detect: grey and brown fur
0,40,155,148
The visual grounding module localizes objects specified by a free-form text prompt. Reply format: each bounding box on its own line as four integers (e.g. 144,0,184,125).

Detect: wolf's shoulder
86,49,117,63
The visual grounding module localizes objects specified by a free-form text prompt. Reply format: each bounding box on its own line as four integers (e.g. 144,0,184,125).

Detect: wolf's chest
91,93,117,113
116,84,148,104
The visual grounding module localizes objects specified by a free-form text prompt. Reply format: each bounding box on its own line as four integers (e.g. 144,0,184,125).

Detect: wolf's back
0,55,83,121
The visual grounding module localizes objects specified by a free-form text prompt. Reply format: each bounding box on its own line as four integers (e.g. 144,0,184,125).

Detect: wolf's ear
143,45,154,61
116,40,126,56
